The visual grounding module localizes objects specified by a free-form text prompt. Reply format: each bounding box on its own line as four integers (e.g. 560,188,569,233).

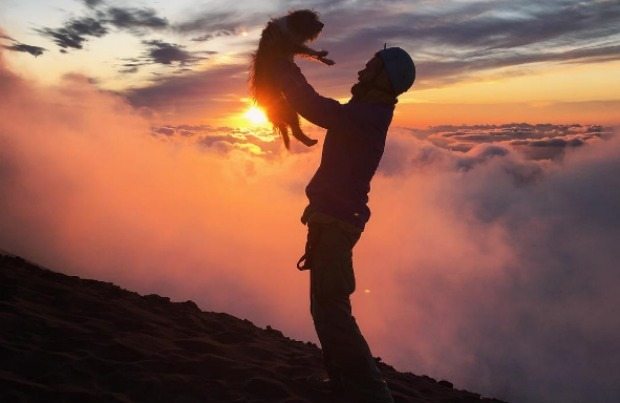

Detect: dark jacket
277,61,394,230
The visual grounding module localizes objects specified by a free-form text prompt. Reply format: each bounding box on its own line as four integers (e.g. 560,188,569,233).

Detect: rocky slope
0,254,506,402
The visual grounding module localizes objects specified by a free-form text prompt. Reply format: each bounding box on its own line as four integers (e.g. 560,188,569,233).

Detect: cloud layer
363,129,620,402
151,121,611,164
2,26,620,403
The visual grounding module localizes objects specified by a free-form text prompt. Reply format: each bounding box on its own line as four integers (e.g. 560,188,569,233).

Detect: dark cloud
293,0,620,90
370,2,600,51
152,126,175,136
143,40,202,65
82,0,104,8
125,63,246,110
38,6,168,52
118,62,141,74
106,7,168,31
191,30,235,42
321,0,620,51
3,43,46,57
0,35,46,57
174,10,252,41
38,17,107,51
173,10,266,43
35,5,220,75
414,44,620,85
118,40,214,74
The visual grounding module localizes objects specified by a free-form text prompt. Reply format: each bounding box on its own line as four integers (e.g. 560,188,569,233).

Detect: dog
250,10,334,149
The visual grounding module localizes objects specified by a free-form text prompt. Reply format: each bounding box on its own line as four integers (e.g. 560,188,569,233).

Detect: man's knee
310,292,354,332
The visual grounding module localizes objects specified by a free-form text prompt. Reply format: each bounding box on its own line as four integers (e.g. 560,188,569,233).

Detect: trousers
302,210,394,403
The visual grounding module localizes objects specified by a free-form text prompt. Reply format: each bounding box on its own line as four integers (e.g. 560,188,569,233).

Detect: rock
438,380,454,388
265,325,284,337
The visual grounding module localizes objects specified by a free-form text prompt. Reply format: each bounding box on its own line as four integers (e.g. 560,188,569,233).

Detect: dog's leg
277,124,291,149
279,99,317,147
291,122,318,147
287,108,318,147
295,44,335,65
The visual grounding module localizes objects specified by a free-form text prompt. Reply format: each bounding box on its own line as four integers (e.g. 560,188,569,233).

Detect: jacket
277,61,394,229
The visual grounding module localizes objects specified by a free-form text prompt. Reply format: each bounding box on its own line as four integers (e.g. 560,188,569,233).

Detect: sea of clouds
1,49,619,402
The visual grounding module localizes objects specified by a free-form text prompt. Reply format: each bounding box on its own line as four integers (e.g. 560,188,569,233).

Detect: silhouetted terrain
0,254,506,402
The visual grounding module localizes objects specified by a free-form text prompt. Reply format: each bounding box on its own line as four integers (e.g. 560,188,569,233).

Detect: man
276,47,415,402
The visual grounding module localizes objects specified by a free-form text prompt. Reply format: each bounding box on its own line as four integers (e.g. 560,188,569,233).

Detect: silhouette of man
276,47,415,402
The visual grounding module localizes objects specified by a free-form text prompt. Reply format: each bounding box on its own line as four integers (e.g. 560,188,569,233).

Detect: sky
1,1,620,403
1,0,620,127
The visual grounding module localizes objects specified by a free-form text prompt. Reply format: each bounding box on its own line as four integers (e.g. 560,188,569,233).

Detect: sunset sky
1,2,619,403
2,0,619,127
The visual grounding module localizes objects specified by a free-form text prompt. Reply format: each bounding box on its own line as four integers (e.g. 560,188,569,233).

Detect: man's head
376,47,416,95
286,10,324,43
352,47,415,101
351,48,415,104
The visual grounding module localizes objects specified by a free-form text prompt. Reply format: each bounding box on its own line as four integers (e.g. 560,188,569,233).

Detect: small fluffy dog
250,10,334,149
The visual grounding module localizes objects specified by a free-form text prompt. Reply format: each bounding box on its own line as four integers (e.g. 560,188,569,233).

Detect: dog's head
286,9,324,42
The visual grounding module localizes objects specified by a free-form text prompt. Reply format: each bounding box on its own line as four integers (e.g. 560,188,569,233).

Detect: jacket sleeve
276,60,343,130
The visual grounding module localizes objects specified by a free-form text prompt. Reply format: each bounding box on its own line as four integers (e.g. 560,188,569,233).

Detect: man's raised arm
276,60,343,130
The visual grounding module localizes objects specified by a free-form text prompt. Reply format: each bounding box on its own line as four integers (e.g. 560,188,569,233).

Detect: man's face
357,56,383,84
356,56,393,93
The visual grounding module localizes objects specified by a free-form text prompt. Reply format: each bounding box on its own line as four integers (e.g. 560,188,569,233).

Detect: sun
244,106,268,125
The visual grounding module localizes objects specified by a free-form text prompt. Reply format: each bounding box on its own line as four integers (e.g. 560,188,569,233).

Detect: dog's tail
249,31,293,149
250,59,290,148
